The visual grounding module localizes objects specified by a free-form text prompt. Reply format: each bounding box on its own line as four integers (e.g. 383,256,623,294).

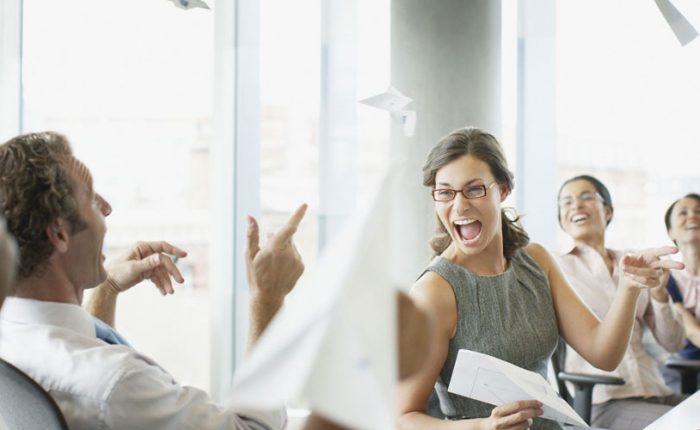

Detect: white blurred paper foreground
360,86,416,137
448,350,589,428
228,171,399,430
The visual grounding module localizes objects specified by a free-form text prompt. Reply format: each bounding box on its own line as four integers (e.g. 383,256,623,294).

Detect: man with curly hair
0,131,306,429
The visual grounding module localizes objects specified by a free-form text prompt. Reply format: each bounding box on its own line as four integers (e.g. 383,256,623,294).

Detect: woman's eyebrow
436,178,484,187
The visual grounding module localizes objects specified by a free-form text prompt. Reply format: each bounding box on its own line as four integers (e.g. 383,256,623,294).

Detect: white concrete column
515,0,557,248
390,0,502,287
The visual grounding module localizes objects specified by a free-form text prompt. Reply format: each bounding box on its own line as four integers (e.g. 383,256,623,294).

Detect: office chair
551,338,624,425
0,358,68,430
665,356,700,394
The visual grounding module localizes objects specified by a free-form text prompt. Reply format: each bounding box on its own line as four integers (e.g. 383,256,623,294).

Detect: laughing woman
397,127,683,430
663,194,700,386
555,175,685,429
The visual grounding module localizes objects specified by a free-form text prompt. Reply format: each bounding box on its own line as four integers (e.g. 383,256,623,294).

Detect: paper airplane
448,349,589,428
168,0,210,10
228,170,400,430
360,86,416,137
391,110,417,137
654,0,698,46
360,86,412,112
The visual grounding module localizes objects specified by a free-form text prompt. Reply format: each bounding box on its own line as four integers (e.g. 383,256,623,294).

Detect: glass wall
17,0,390,396
259,0,390,277
22,0,214,390
556,1,700,251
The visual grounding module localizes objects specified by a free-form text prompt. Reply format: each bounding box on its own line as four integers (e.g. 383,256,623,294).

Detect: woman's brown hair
422,127,529,259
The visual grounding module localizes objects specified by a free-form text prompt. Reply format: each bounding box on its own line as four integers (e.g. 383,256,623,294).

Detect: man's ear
46,218,71,253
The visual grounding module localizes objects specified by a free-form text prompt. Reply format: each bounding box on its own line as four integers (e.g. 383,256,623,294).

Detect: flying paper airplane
228,169,400,430
391,110,417,137
168,0,210,10
360,86,417,137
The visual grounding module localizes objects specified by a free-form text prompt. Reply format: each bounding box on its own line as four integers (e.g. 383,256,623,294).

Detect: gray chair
551,338,625,425
0,358,68,430
664,356,700,394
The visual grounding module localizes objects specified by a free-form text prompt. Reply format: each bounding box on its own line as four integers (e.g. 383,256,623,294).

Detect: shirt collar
560,241,579,255
0,297,96,338
560,242,624,265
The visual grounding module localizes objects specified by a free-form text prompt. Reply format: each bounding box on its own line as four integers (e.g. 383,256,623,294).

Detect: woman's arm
527,243,683,371
674,303,700,346
397,272,542,430
398,273,466,429
643,281,684,353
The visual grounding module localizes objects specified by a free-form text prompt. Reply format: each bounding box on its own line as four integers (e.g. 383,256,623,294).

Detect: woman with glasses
397,127,683,430
555,175,685,429
662,194,700,387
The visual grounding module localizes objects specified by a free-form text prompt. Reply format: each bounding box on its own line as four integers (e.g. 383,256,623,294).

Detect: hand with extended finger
620,246,685,291
244,204,307,350
245,204,307,305
479,400,543,430
104,241,188,296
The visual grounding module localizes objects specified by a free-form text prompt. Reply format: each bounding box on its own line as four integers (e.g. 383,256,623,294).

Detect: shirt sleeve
104,357,287,430
644,292,685,353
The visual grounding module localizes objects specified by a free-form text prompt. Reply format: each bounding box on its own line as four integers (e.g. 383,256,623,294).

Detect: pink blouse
555,244,684,404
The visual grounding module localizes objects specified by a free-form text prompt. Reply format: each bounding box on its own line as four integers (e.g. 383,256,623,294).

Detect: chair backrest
0,358,68,430
551,337,573,405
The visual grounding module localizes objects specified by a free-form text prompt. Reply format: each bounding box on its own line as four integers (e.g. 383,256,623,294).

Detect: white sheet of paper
168,0,210,10
448,349,589,428
359,86,412,112
654,0,698,46
391,110,417,137
227,170,399,430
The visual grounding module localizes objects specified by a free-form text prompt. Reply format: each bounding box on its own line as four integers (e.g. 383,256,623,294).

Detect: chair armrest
665,357,700,371
558,372,625,386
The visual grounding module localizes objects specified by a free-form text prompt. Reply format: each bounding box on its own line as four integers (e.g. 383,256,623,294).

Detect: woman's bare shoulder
523,242,555,274
411,271,457,335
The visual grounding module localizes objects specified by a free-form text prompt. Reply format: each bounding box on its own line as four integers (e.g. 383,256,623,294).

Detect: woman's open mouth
454,218,482,244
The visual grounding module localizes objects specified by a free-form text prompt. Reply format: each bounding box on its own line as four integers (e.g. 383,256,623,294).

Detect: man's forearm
245,293,283,353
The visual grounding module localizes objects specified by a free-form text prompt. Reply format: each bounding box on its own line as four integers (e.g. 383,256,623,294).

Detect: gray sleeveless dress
424,248,561,430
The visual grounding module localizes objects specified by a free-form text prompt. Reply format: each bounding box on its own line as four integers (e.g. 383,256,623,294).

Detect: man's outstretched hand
88,241,188,326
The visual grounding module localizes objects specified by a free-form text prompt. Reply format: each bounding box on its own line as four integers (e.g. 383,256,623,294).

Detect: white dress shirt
0,297,286,430
555,244,684,404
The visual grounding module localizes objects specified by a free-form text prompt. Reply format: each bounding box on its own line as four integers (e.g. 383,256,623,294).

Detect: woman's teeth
454,218,477,226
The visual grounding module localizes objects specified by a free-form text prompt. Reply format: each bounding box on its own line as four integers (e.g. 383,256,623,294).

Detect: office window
19,0,390,396
22,0,214,391
556,0,700,249
259,0,390,273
